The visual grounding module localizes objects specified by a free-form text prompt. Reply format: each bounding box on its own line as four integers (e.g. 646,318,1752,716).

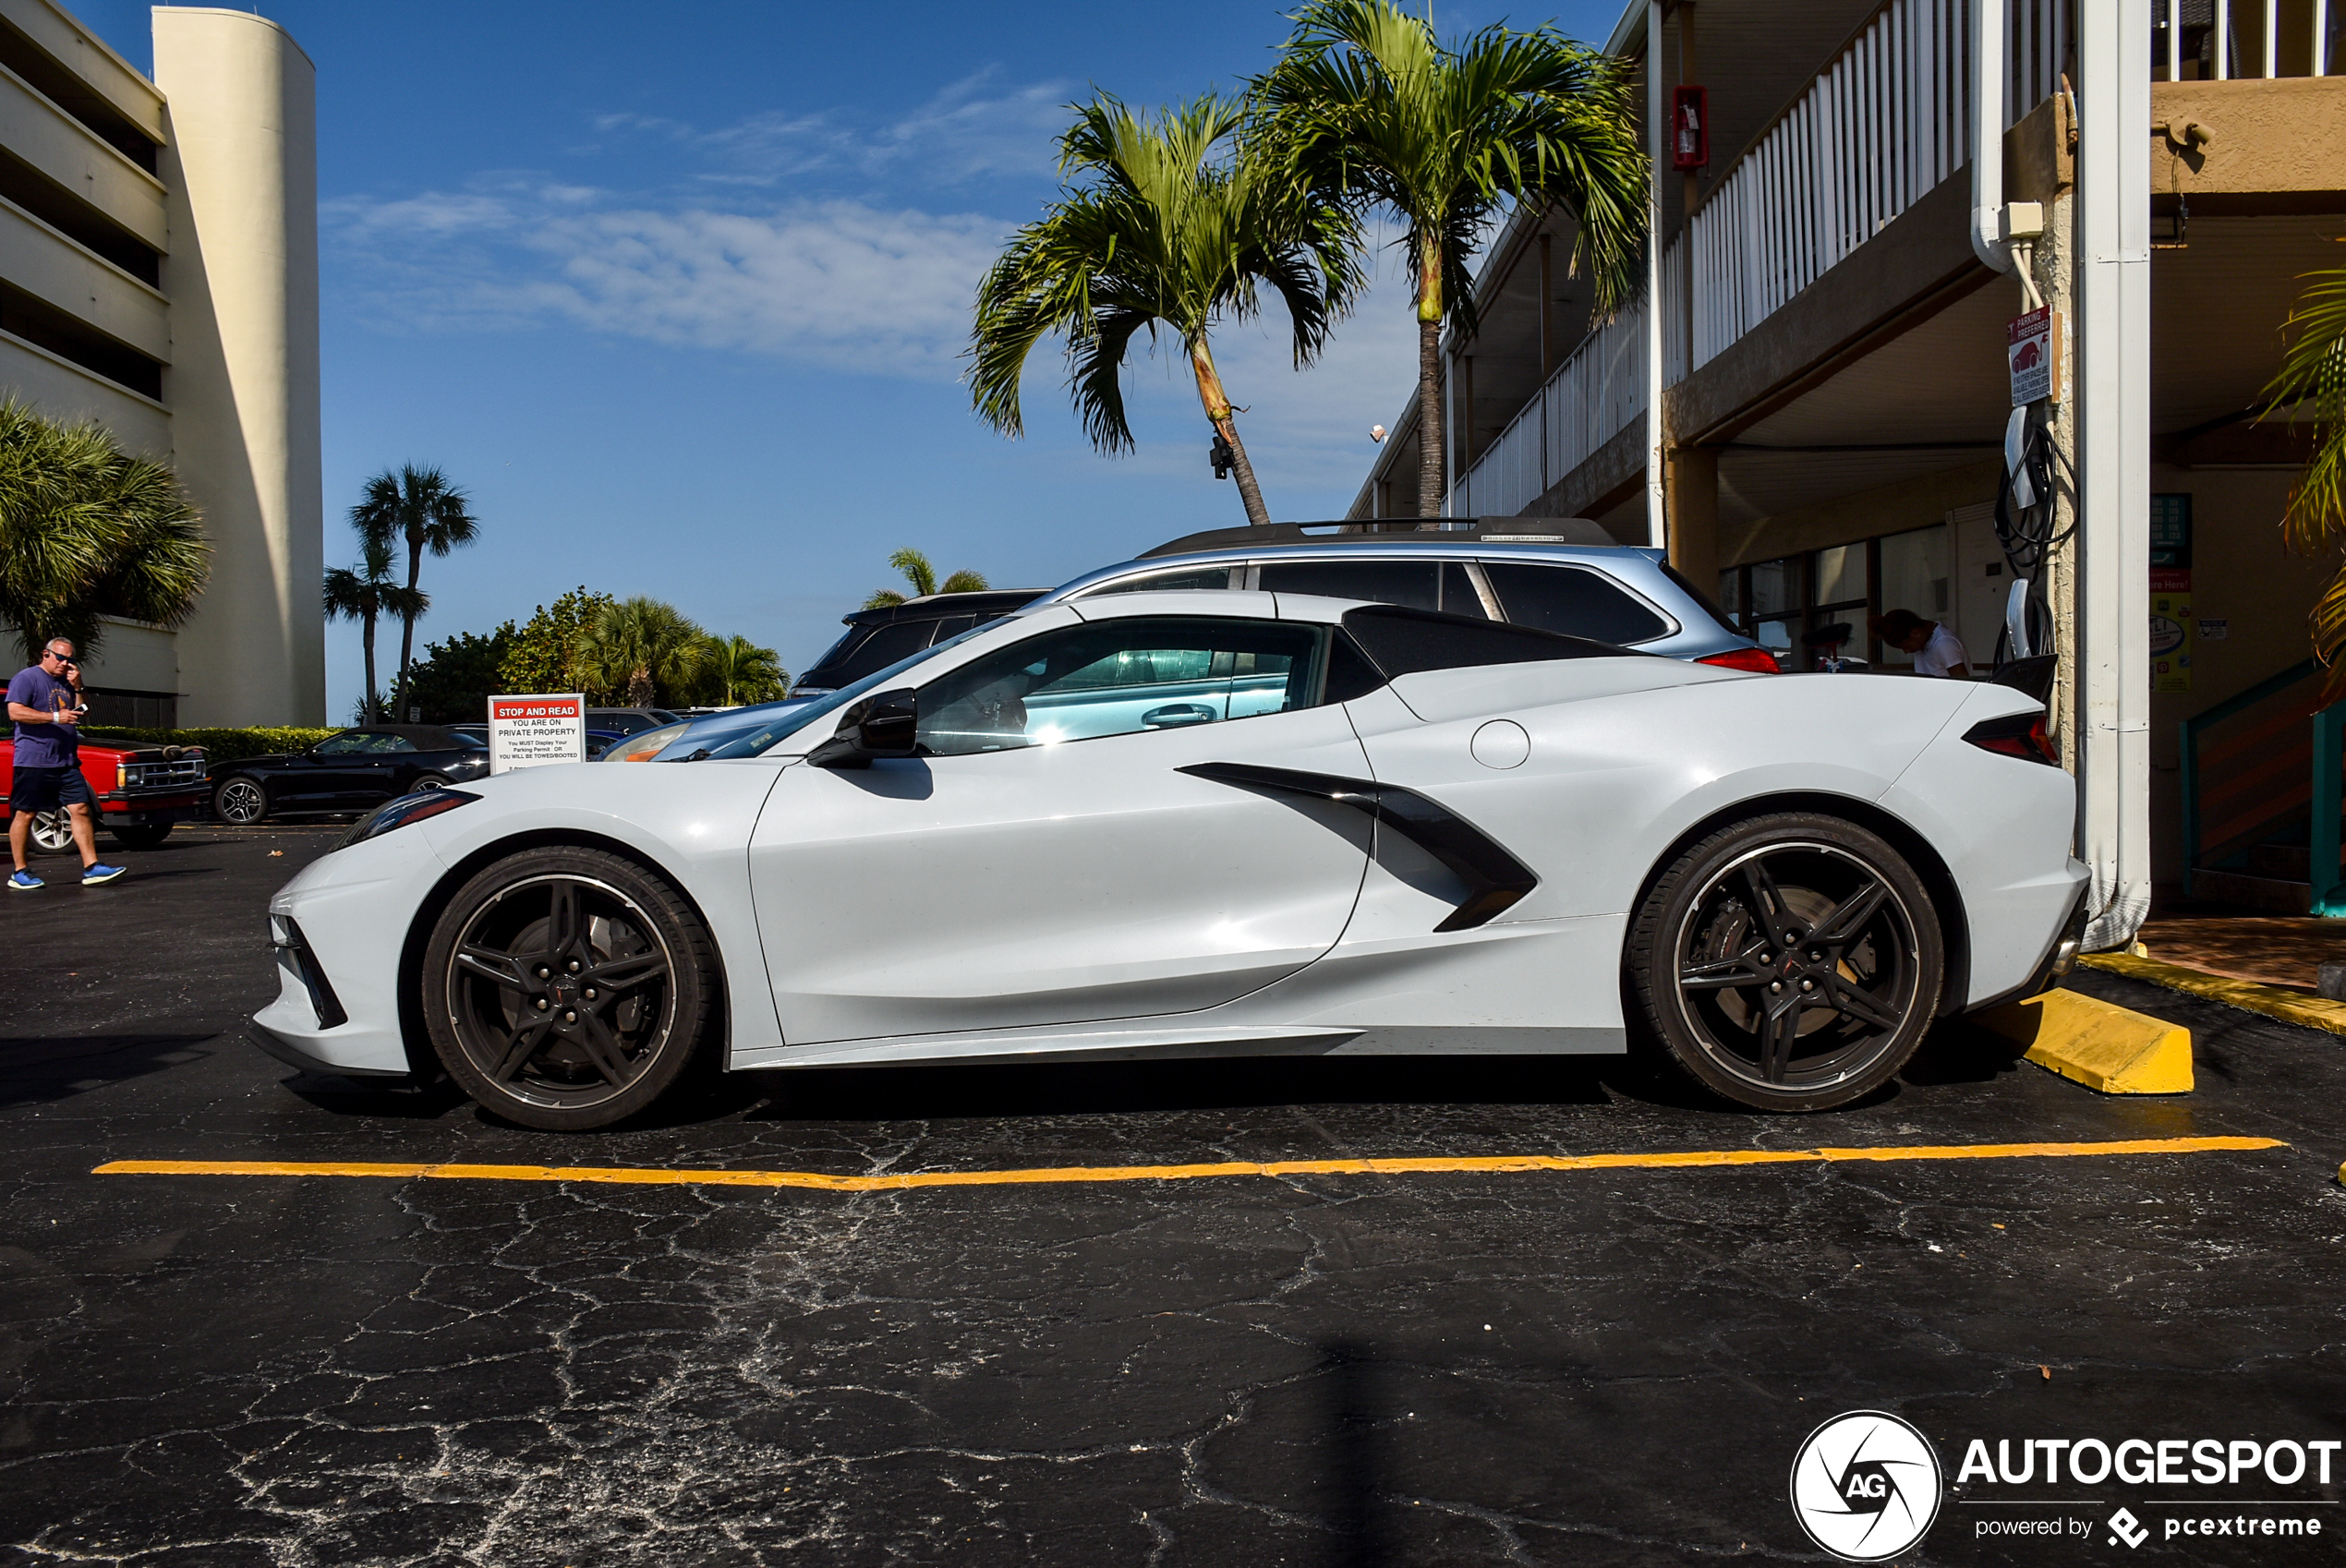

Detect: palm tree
321,534,425,723
351,464,479,718
0,398,209,663
2267,265,2346,700
1255,0,1646,516
585,597,708,708
969,92,1360,527
699,633,789,706
864,546,988,609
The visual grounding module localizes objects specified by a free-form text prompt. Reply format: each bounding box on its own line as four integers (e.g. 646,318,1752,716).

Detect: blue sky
81,0,1617,718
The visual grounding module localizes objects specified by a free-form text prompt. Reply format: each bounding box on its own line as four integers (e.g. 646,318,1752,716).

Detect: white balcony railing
2176,0,2341,79
1453,294,1651,519
1687,0,2069,373
1452,0,2333,518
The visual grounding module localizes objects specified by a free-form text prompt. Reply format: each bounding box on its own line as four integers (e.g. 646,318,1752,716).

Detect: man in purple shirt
8,637,125,888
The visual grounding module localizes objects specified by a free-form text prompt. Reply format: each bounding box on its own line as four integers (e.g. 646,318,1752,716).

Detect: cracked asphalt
3,825,2344,1566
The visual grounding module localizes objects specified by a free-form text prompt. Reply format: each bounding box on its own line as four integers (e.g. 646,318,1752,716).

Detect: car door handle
1143,703,1217,729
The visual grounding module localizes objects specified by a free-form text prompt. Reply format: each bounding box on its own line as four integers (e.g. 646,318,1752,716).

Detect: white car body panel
749,703,1373,1043
254,589,2087,1087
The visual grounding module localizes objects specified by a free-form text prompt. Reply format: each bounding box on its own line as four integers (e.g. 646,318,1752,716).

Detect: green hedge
82,726,335,765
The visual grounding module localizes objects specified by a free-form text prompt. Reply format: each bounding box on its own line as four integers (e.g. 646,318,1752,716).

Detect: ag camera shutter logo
1789,1410,1943,1561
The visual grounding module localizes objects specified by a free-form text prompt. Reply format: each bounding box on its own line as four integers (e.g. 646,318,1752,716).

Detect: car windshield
702,623,997,759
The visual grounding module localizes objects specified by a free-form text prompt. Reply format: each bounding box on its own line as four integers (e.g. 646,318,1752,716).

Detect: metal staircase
2181,659,2346,915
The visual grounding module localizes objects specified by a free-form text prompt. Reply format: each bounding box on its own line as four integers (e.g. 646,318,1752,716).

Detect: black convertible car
210,725,491,825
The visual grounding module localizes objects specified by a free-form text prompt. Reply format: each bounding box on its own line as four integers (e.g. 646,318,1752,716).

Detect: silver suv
1036,520,1776,671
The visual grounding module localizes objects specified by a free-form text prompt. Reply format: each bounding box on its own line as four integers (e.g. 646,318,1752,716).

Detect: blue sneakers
80,863,125,886
7,869,41,890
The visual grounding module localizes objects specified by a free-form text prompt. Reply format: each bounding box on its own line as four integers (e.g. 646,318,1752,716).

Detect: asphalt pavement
2,824,2343,1566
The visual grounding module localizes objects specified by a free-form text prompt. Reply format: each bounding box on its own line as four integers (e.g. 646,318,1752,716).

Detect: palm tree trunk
361,610,379,724
1187,336,1272,528
1416,239,1446,518
628,667,653,707
393,533,423,718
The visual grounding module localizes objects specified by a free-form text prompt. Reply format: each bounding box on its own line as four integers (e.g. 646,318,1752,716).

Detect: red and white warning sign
2008,306,2061,406
488,693,586,775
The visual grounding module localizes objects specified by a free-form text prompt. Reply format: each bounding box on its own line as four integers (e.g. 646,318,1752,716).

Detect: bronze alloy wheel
422,847,715,1130
1628,814,1943,1112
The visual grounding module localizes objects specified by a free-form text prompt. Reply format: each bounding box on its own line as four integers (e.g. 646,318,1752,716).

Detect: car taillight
1962,711,2060,766
1696,646,1781,674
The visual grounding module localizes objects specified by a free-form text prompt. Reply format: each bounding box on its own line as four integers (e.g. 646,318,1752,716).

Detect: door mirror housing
808,688,921,769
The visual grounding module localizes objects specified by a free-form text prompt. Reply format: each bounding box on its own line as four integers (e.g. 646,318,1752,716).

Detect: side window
312,732,369,756
1079,565,1239,595
1439,561,1490,619
1342,604,1614,677
367,733,418,754
832,621,933,682
925,614,980,645
1257,559,1441,611
916,618,1323,757
1481,562,1672,645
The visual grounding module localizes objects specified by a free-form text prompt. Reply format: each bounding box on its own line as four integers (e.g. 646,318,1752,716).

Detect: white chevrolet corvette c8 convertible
256,591,2087,1129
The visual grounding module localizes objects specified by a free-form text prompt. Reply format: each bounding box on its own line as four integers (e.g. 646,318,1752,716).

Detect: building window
1875,525,1951,669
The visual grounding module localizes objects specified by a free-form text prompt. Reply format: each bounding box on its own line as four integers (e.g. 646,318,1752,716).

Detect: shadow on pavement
0,1032,224,1108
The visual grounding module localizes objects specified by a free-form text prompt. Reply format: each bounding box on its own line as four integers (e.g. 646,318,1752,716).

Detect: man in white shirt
1870,609,1970,679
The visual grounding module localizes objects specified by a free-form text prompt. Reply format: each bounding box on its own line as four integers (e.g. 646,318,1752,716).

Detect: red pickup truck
0,735,209,850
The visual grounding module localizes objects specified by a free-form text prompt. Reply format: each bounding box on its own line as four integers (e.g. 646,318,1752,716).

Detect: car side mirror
808,688,920,769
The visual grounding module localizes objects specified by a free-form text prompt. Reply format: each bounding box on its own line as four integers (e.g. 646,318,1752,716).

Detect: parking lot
3,825,2343,1566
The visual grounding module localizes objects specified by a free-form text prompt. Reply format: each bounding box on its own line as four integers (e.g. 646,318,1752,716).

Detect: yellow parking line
91,1136,2282,1192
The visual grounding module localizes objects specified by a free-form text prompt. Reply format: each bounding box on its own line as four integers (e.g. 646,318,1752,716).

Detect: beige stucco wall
152,6,322,726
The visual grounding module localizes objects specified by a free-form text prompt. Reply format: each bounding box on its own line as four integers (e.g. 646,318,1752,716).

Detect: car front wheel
1626,813,1943,1112
29,810,75,853
212,777,269,825
421,846,717,1130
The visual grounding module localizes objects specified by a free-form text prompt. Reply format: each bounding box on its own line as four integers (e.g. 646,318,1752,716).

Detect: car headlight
338,788,480,849
607,721,690,762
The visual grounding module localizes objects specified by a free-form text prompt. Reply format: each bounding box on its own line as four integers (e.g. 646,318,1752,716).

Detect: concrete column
153,7,323,727
2075,0,2154,949
1665,445,1719,589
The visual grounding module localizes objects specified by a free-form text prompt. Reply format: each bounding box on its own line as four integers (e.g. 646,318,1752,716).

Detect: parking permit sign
2008,307,2059,405
488,693,586,775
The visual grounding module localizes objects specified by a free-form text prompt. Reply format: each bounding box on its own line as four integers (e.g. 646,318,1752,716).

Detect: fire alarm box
1672,85,1709,171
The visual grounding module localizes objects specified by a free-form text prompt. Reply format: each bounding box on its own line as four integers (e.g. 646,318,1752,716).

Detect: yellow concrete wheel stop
1974,990,2194,1095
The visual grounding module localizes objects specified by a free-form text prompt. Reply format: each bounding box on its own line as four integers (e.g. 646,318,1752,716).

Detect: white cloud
325,185,1009,379
595,70,1072,188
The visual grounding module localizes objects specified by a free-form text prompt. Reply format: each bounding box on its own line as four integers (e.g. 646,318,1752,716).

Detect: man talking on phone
8,637,125,888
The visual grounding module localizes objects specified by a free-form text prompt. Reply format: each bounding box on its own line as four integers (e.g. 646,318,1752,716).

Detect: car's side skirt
733,1022,1625,1072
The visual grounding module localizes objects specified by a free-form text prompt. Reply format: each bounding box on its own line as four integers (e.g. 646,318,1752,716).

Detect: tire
109,823,172,850
421,846,717,1130
410,774,452,791
1626,813,1943,1113
212,776,269,826
28,809,75,854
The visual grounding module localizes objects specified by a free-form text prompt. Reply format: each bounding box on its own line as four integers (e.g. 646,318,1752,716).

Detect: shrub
82,726,335,765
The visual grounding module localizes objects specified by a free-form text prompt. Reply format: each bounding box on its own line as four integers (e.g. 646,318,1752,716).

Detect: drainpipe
1970,0,2014,274
2075,0,2154,949
1644,0,1667,549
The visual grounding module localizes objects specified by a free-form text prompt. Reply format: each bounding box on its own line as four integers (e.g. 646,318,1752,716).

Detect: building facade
0,0,321,726
1350,0,2345,935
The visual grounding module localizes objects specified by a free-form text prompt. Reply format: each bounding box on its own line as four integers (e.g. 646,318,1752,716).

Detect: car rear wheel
109,823,172,850
1626,813,1943,1112
212,777,269,826
409,773,451,792
29,810,75,853
421,846,716,1131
